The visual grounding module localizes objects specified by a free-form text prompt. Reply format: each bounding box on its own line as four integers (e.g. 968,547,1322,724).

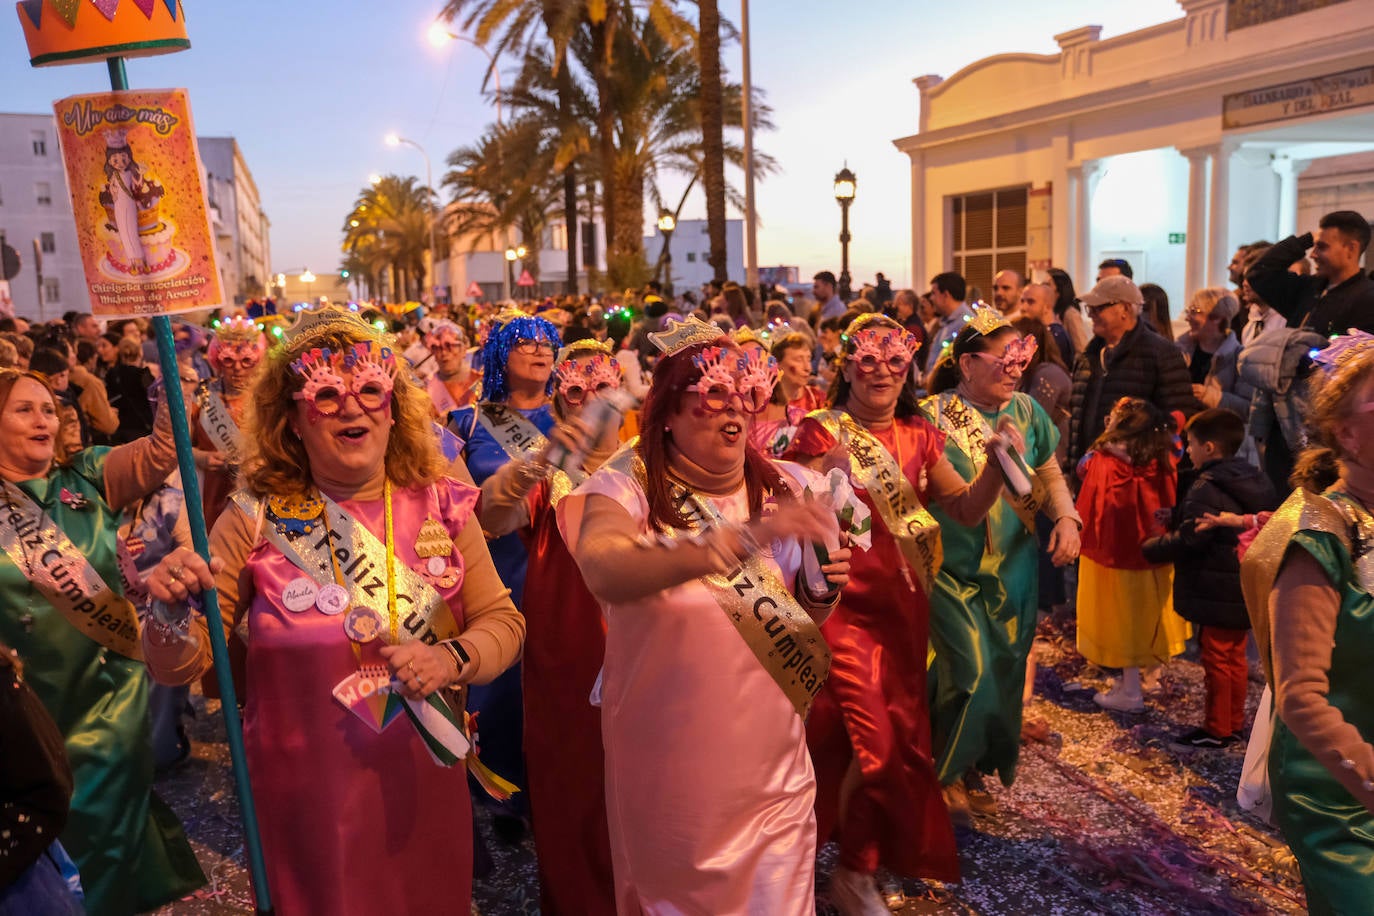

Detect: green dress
919,391,1058,786
0,449,203,916
1269,493,1374,916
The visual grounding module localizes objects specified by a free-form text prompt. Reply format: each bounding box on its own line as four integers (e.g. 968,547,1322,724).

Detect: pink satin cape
240,480,478,914
557,463,819,916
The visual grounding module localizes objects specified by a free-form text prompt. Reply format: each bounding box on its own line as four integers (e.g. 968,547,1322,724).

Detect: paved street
152,613,1305,915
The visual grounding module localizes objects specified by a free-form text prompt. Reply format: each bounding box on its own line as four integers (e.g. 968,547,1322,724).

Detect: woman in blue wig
447,309,561,833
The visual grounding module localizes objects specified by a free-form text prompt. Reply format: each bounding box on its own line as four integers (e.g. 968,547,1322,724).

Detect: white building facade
199,137,272,306
436,208,609,302
0,112,88,320
643,218,744,296
894,0,1374,309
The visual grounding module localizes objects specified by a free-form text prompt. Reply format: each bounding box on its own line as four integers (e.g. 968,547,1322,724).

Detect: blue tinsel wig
481,313,562,403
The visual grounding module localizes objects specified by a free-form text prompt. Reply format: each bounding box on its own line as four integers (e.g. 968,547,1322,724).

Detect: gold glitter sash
604,446,831,718
0,481,141,659
811,410,942,593
928,392,1046,535
1240,487,1349,685
197,380,243,461
231,489,459,646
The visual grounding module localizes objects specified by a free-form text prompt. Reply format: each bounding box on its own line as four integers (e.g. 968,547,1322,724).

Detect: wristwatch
440,638,471,677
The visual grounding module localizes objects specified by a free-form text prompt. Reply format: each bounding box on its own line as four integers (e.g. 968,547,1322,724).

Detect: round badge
281,577,320,613
426,556,447,577
315,583,350,616
343,606,384,644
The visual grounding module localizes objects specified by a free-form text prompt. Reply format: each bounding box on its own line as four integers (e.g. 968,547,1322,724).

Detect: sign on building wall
1227,0,1348,31
52,88,223,317
1223,66,1374,130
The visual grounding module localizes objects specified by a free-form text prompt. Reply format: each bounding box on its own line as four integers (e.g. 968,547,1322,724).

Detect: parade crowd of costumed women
6,273,1374,915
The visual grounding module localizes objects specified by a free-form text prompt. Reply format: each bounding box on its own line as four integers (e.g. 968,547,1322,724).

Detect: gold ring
167,565,185,580
415,675,426,687
406,660,417,673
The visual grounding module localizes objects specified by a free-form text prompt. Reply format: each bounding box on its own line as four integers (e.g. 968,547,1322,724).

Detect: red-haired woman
557,318,852,914
787,313,1007,913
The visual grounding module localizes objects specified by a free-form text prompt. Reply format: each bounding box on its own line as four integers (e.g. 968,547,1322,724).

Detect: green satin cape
0,449,203,916
920,392,1058,787
1269,521,1374,916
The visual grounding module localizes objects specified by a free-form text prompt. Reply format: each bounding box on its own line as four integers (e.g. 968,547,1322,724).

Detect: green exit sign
1168,232,1186,244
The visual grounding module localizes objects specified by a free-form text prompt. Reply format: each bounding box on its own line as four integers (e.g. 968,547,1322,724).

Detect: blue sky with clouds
5,0,1184,289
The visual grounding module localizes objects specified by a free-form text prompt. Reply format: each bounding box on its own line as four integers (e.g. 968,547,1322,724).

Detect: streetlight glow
657,212,676,234
384,132,401,148
504,248,517,262
834,166,857,202
300,269,316,284
349,219,360,228
368,173,382,186
427,21,453,48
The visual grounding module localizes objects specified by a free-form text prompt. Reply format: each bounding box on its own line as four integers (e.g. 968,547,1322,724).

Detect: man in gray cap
1067,275,1193,465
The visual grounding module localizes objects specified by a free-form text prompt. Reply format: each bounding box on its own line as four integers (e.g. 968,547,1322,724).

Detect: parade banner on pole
52,87,222,318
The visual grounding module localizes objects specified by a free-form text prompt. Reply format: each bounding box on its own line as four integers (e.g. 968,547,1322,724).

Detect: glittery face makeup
685,346,779,415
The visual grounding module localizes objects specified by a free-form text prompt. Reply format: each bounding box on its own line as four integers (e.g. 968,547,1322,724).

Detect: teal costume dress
919,391,1058,785
0,448,203,916
1268,490,1374,916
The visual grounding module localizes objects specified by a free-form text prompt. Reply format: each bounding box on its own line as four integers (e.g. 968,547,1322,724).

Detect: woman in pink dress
748,332,827,458
141,307,524,915
558,317,852,915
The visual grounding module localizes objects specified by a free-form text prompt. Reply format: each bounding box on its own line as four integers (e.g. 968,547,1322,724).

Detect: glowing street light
368,173,382,186
834,165,857,301
300,269,316,302
656,210,677,296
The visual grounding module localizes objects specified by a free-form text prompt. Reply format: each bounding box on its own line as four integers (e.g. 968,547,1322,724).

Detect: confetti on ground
152,612,1305,914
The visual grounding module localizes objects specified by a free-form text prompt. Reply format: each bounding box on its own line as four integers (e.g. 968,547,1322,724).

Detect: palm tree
696,0,727,286
342,176,434,302
438,0,587,293
443,116,563,289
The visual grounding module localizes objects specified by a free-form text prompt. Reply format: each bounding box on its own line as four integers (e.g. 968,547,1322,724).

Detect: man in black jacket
1246,209,1374,336
1067,275,1194,465
1142,409,1279,749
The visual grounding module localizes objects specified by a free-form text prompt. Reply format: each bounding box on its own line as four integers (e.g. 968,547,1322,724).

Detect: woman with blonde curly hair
142,306,524,915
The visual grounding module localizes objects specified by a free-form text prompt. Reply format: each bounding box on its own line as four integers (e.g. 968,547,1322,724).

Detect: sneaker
1169,728,1237,751
963,772,998,817
941,781,972,827
828,866,891,916
1093,681,1145,713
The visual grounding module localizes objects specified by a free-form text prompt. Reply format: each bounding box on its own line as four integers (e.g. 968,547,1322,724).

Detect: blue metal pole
106,56,274,914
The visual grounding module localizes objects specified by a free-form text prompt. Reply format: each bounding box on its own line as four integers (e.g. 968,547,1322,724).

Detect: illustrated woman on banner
102,131,150,271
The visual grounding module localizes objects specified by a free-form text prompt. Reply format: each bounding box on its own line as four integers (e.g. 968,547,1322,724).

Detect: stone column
909,150,926,292
1179,146,1212,297
1207,141,1234,287
1272,156,1311,240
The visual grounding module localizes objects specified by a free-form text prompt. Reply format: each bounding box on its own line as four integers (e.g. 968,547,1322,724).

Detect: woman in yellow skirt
1074,398,1190,712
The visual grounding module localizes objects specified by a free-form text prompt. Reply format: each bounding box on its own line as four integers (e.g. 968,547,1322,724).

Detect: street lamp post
428,23,513,300
300,269,316,303
833,166,856,302
386,134,436,304
657,211,676,296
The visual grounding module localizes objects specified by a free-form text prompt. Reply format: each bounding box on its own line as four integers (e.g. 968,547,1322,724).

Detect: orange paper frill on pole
17,0,189,67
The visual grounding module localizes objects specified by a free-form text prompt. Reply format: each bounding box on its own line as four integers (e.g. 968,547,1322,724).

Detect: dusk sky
5,0,1184,291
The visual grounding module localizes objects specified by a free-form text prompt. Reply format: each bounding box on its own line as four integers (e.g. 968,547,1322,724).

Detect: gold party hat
966,302,1010,337
280,305,387,352
648,315,726,357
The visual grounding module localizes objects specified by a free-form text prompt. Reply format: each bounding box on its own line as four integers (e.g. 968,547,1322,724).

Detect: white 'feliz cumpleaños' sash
605,447,831,718
930,392,1046,535
231,489,470,766
476,402,548,463
812,410,943,593
197,380,243,461
0,481,141,659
